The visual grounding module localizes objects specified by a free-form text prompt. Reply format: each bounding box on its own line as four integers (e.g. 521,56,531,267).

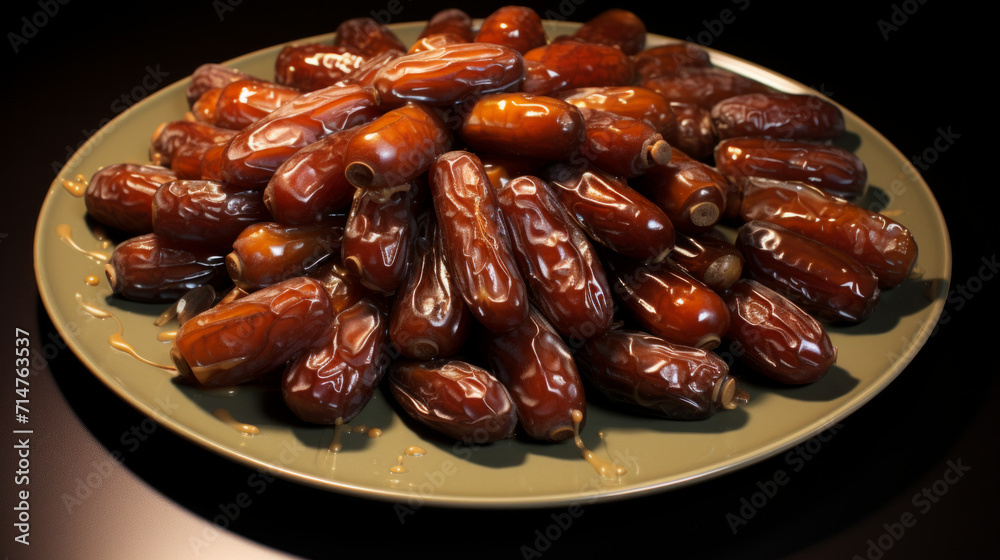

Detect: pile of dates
85,7,918,445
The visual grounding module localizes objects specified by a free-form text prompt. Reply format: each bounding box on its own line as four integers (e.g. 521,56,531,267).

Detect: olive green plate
34,21,950,508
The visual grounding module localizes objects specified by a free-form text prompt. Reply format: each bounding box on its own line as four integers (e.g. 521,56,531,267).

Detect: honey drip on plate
156,330,178,342
212,408,260,436
390,446,426,475
57,224,109,262
391,455,407,474
84,275,101,286
329,418,383,453
571,409,626,481
60,174,88,197
76,293,174,371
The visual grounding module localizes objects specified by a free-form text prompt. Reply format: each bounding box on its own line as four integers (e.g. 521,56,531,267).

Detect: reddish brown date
169,138,230,180
185,63,253,106
711,92,845,141
371,43,525,108
669,233,744,292
309,259,375,315
199,143,226,181
151,180,271,252
737,220,881,323
495,175,614,340
724,279,837,385
171,276,333,387
340,185,416,294
213,79,301,130
226,220,344,292
389,220,472,360
430,151,528,333
418,8,475,42
571,9,646,55
576,108,672,178
480,154,546,190
191,87,222,124
739,177,918,288
474,5,547,54
714,136,868,200
221,84,380,188
334,17,407,57
84,163,177,233
485,307,586,442
282,296,390,424
554,86,677,137
642,67,773,110
344,102,453,189
387,359,518,443
545,162,675,262
105,233,229,303
150,120,236,169
458,92,586,161
633,148,728,234
576,330,741,420
334,48,406,87
522,40,634,95
631,42,712,81
408,32,468,54
604,256,731,350
663,102,716,161
275,44,366,92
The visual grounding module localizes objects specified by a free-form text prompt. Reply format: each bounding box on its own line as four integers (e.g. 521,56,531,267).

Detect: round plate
34,21,950,508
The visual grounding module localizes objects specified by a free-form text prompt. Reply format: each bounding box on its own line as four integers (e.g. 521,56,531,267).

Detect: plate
33,21,950,508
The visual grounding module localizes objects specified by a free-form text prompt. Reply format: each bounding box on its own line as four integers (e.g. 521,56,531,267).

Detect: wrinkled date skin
643,67,773,111
430,151,528,333
459,92,586,161
275,44,366,92
185,63,252,106
171,277,334,387
210,79,301,130
481,154,546,190
604,256,731,350
221,84,381,188
474,5,547,54
711,92,846,141
496,175,613,340
714,136,868,200
388,359,518,443
335,49,406,87
577,107,671,178
418,8,474,41
150,120,236,169
545,162,675,262
282,296,390,424
85,163,177,233
227,220,344,292
737,220,881,323
105,233,229,303
664,102,716,161
344,102,453,189
151,180,271,252
485,307,587,442
522,40,634,96
309,259,374,314
669,233,744,292
633,148,728,234
334,17,407,57
263,126,359,225
739,178,918,288
389,220,472,360
577,330,738,420
408,32,468,54
372,43,525,108
631,42,712,81
554,86,677,138
571,9,646,55
724,279,837,385
340,185,416,294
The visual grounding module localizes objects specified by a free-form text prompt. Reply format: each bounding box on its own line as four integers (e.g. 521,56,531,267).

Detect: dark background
2,1,994,559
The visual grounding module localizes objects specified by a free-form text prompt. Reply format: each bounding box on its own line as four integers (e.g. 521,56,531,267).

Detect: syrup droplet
60,174,88,197
390,455,407,474
571,409,626,481
57,224,109,262
84,275,101,286
212,408,260,436
76,294,174,371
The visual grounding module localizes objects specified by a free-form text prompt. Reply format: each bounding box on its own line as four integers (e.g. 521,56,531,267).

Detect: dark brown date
430,151,528,333
371,43,525,107
389,220,472,360
724,278,837,385
418,8,475,42
344,102,453,189
199,143,226,181
496,175,614,340
522,40,634,96
309,259,375,314
84,163,177,233
604,256,730,350
282,296,389,424
737,220,880,323
151,180,271,252
631,42,712,81
150,120,236,169
571,9,646,55
226,220,344,292
480,154,547,190
577,108,672,178
275,44,367,91
669,233,743,292
632,148,728,234
714,136,868,200
458,92,586,161
554,86,677,138
171,277,333,387
663,102,716,161
334,17,407,57
340,185,416,293
545,162,675,262
642,66,772,111
185,63,253,106
221,84,381,188
485,307,586,442
387,359,518,443
213,79,301,130
577,329,741,420
739,177,918,288
105,233,229,303
711,92,845,141
474,5,547,54
408,32,468,54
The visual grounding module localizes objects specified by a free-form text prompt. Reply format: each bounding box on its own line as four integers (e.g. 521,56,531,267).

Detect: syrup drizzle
571,409,626,481
212,408,260,436
76,293,174,371
60,174,88,197
57,224,109,262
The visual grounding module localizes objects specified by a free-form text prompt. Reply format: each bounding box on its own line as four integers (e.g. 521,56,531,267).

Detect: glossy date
105,233,229,303
84,163,177,234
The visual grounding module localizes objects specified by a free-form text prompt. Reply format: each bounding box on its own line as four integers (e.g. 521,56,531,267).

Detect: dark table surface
3,1,995,559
